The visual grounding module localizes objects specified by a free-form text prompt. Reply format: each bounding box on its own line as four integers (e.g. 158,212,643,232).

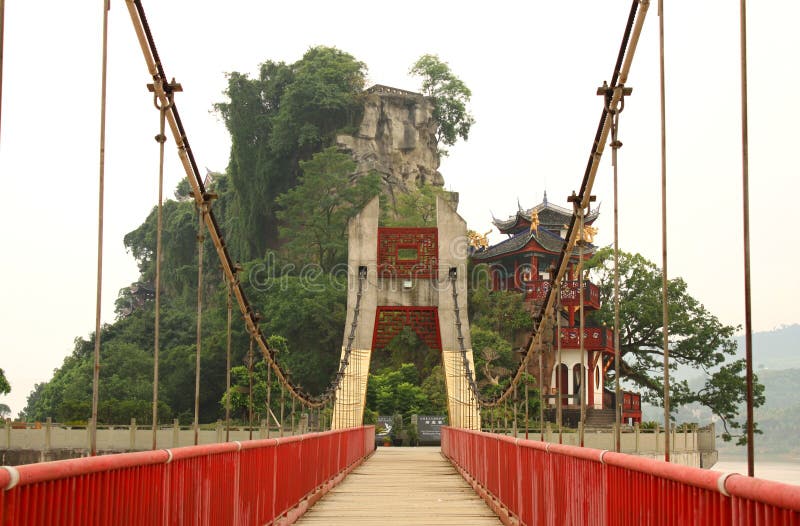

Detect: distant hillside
667,324,800,384
735,324,800,370
648,366,800,458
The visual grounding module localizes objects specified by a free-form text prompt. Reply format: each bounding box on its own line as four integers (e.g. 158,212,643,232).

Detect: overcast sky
0,1,797,416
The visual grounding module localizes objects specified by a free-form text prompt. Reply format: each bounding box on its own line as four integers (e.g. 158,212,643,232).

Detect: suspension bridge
1,0,799,524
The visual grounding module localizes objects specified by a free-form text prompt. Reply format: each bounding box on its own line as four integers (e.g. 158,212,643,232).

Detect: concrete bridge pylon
331,196,480,430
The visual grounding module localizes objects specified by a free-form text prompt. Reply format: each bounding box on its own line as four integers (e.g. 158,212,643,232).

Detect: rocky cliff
336,85,444,207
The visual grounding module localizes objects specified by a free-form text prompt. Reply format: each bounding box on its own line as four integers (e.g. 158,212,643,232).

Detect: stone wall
510,423,718,469
1,418,309,466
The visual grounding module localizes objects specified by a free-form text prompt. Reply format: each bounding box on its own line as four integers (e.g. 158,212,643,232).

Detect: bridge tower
331,196,480,430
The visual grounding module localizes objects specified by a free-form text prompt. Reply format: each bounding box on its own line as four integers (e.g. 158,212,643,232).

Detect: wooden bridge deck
296,447,501,525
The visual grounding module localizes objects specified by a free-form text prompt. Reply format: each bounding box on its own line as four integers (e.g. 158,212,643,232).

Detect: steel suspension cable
123,0,350,410
658,0,671,463
193,204,205,445
90,0,110,457
122,0,649,418
739,0,755,477
449,0,650,410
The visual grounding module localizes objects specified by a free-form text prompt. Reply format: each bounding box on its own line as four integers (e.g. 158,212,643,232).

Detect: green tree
366,364,431,417
410,54,475,154
216,47,367,259
471,326,515,396
381,185,446,227
275,147,380,271
587,248,765,443
420,365,448,415
243,270,348,395
0,368,10,395
469,287,533,343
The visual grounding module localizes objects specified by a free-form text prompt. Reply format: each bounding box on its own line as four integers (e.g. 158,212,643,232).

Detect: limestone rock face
337,85,444,205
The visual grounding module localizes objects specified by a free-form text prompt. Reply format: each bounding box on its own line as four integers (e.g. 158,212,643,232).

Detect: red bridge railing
442,427,800,525
0,426,374,525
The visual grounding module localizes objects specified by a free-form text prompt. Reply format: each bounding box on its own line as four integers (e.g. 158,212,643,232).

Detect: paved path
296,447,501,525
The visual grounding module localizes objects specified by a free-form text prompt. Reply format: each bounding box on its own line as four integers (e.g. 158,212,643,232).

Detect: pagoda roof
493,193,599,234
472,226,595,261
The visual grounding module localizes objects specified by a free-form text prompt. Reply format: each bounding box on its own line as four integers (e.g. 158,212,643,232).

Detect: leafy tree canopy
410,54,475,154
275,147,380,271
0,368,10,396
587,247,764,443
381,185,446,227
216,47,367,259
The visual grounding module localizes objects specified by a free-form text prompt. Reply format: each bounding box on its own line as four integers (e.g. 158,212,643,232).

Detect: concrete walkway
296,447,501,525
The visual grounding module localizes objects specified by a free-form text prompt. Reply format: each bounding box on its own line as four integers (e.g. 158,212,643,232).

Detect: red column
588,351,595,406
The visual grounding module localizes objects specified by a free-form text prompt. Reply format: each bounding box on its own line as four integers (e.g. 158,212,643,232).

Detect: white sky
0,1,797,416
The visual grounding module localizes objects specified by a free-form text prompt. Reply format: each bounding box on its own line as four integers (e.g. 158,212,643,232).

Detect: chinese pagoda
471,192,641,426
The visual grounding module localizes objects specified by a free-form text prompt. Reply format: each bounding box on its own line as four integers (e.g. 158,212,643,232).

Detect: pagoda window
397,246,419,261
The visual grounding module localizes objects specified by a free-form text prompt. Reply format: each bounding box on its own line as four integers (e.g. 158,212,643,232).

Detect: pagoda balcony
526,279,601,310
602,389,643,424
559,326,614,353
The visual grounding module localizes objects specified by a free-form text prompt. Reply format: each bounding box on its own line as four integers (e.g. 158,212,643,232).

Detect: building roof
471,227,595,261
365,84,423,98
492,192,599,234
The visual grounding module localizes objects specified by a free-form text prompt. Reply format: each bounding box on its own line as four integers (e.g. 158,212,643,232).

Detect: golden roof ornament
468,229,491,250
529,210,540,233
582,225,598,243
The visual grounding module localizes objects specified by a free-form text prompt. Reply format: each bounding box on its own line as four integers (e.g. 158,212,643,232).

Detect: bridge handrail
0,426,375,525
441,426,800,525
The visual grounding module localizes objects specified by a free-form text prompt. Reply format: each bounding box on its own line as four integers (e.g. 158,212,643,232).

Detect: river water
712,456,800,486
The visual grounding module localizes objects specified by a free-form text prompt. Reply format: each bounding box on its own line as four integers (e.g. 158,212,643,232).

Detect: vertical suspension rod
90,0,110,457
225,281,232,442
658,0,671,463
248,336,254,441
611,105,623,454
556,288,562,443
0,0,5,142
266,364,272,438
578,209,586,448
151,90,169,450
739,0,755,477
193,205,205,446
538,347,544,442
